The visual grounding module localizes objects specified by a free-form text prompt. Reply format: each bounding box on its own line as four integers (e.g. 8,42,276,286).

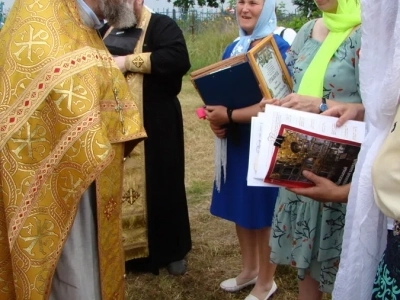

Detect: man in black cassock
101,0,192,275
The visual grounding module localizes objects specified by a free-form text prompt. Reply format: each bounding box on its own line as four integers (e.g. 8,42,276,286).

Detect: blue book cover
192,58,263,109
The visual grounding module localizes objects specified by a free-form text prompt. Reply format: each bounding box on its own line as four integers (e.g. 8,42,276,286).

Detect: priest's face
99,0,137,28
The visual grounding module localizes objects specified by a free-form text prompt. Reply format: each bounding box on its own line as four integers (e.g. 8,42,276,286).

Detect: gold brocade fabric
125,52,151,74
0,1,146,299
106,7,152,261
123,7,152,261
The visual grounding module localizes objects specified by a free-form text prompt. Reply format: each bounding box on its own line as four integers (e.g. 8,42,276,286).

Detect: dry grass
125,78,332,300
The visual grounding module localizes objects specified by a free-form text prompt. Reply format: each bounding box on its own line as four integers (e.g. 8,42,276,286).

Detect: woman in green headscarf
263,0,362,299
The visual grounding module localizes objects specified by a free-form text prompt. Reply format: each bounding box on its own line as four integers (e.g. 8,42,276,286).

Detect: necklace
112,87,126,134
96,29,126,135
99,34,126,134
76,1,126,134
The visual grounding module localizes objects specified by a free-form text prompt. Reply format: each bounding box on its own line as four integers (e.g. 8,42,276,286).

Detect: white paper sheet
248,105,366,186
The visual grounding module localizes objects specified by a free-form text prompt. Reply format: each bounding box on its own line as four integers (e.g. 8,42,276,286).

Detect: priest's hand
209,123,226,139
287,170,349,203
204,105,229,127
113,56,127,73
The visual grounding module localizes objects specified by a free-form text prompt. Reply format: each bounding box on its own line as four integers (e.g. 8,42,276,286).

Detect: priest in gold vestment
0,0,146,299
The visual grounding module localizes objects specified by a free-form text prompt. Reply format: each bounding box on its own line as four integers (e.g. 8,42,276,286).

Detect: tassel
214,137,227,192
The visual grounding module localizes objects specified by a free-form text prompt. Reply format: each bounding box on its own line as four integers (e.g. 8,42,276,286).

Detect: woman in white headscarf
204,0,290,299
288,0,400,299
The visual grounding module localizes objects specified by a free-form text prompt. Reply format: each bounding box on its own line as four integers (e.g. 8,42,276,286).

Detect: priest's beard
99,0,137,28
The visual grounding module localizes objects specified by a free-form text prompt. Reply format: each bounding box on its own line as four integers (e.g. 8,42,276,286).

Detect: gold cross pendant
113,88,126,134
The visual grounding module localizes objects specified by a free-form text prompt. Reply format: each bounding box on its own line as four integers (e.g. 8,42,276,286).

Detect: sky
2,0,12,11
2,0,297,13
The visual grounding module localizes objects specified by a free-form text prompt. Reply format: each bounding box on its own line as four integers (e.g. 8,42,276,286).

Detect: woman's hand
259,98,280,111
287,170,349,203
113,56,127,73
280,93,320,113
322,103,365,126
209,123,226,139
204,105,229,126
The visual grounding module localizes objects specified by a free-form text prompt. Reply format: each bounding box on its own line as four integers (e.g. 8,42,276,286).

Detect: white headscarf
230,0,277,56
333,1,400,299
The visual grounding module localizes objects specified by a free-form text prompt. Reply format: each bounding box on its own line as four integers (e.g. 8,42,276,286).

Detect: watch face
320,103,328,112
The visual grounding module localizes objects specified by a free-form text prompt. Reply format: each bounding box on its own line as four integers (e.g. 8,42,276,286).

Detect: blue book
191,54,263,109
191,35,292,109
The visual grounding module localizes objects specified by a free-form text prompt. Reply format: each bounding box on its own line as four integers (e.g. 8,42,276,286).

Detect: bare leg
249,227,277,299
235,224,259,284
298,274,323,300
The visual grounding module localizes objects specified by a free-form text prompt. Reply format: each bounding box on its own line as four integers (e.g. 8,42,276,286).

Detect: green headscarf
297,0,361,97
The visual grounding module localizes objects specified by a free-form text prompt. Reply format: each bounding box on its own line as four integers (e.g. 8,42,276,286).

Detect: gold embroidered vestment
107,7,153,261
0,1,146,299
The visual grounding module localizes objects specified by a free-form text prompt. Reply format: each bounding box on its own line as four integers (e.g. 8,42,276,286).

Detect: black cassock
140,14,192,273
102,14,192,274
133,14,192,273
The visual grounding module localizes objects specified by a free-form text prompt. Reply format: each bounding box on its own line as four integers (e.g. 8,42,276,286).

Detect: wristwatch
319,97,328,113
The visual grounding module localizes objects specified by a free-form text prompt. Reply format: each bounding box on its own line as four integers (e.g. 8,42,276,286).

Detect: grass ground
125,78,331,300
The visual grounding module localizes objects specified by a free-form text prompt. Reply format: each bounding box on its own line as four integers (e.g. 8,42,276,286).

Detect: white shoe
244,281,278,300
220,276,258,292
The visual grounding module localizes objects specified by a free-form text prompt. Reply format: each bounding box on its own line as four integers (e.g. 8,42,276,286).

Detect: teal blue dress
269,20,362,293
372,226,400,300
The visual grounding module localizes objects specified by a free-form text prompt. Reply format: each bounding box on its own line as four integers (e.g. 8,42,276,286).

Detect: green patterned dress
269,20,362,293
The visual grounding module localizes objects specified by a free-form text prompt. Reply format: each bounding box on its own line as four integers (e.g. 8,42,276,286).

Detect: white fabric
274,26,297,45
387,217,395,230
76,0,103,29
332,1,400,299
50,184,101,300
214,137,227,192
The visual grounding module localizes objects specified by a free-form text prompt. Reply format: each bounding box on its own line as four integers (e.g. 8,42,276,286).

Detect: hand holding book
248,105,366,189
204,105,229,127
321,103,365,126
259,98,280,111
278,93,324,114
190,35,292,109
209,122,226,139
282,102,366,202
286,171,350,203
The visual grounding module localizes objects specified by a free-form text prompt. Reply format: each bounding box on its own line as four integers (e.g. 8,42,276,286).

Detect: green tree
293,0,320,18
276,2,308,32
168,0,223,11
275,2,288,20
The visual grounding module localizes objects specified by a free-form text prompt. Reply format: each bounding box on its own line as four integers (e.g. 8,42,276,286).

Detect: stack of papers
248,105,366,188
